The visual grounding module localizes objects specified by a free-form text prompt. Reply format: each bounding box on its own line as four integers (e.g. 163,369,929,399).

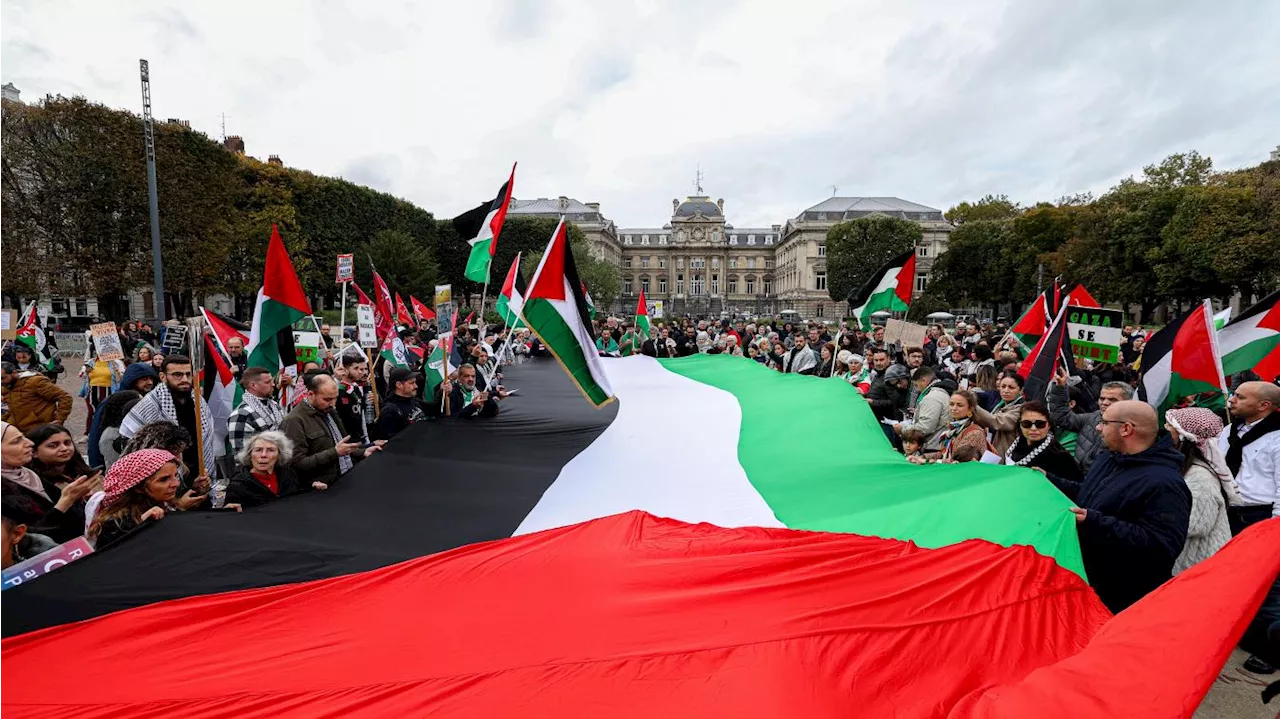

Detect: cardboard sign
89,322,124,361
1,309,17,340
1067,306,1123,363
293,331,321,364
436,301,456,337
160,324,188,354
356,304,378,348
335,253,354,284
884,319,929,349
652,300,664,319
2,537,94,591
434,284,452,306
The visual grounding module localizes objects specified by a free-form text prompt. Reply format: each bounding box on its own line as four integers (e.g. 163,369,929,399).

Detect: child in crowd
900,429,925,459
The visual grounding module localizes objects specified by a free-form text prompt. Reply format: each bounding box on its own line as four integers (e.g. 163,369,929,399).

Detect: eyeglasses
1019,420,1048,429
1097,419,1131,428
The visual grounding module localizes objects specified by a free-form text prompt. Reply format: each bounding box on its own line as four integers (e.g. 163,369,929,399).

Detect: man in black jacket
378,367,427,439
1042,399,1191,613
866,364,910,444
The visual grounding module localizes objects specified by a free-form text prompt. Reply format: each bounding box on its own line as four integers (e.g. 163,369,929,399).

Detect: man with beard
335,351,374,444
435,363,500,419
783,332,819,375
120,355,218,480
281,374,383,488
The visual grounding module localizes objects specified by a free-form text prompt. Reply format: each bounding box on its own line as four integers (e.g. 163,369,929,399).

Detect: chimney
772,224,781,232
223,135,245,154
717,198,724,213
585,202,600,211
267,155,283,167
558,196,569,211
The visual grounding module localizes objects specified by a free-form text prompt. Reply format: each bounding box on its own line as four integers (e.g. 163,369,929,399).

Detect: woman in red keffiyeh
86,449,180,549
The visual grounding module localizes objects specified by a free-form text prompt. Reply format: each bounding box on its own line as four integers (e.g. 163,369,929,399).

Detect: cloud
2,0,1276,230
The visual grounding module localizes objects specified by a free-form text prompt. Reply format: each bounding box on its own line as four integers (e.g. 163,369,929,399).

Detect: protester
1001,401,1082,481
281,373,381,488
1049,370,1133,472
27,423,97,487
2,361,73,433
113,421,211,512
86,362,158,467
835,351,870,394
913,390,985,463
379,367,427,439
225,431,325,508
973,371,1026,455
1040,400,1191,613
783,333,818,374
1164,407,1237,575
335,352,373,444
896,366,951,450
226,367,285,455
97,391,142,470
87,449,181,549
120,355,217,482
226,336,248,377
867,364,910,430
1,489,58,569
0,421,99,543
436,364,501,419
78,355,123,433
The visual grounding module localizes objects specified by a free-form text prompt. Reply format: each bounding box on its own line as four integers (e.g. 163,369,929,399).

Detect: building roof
508,197,597,215
618,228,671,236
800,196,942,219
674,196,722,218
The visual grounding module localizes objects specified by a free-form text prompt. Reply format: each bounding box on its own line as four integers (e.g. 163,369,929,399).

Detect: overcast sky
3,0,1277,228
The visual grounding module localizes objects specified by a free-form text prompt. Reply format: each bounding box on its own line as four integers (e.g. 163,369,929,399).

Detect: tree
924,220,1015,311
824,215,922,304
1005,203,1082,302
520,220,620,311
356,229,438,299
944,194,1021,224
1140,151,1213,190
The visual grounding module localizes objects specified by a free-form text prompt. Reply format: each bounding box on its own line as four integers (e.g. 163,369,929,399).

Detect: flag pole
190,318,208,479
339,281,348,344
367,348,381,419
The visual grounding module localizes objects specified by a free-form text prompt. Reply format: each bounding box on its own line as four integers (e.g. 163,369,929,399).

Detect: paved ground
49,364,1277,716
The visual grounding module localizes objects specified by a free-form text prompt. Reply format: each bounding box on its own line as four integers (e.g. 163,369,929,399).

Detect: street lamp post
140,59,165,321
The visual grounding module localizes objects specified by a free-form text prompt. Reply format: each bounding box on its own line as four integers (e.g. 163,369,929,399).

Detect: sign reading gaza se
1066,306,1123,364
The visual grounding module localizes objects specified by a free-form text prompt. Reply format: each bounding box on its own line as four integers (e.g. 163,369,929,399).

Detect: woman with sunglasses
973,371,1026,455
1002,400,1082,481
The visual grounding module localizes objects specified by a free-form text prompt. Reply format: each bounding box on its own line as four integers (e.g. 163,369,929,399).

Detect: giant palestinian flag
495,252,526,329
1217,288,1280,381
4,355,1280,718
521,219,614,407
454,162,516,283
848,249,915,331
245,226,311,377
1138,300,1227,417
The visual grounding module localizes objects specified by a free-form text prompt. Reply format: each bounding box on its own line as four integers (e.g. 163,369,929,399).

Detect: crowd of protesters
2,309,1278,680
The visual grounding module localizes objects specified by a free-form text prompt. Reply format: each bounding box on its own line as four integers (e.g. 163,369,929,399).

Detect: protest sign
293,331,322,364
335,253,354,284
356,304,378,348
2,537,94,591
1067,306,1123,363
89,322,124,361
434,284,452,306
161,324,188,354
652,300,665,319
884,319,929,349
436,302,456,336
2,309,17,340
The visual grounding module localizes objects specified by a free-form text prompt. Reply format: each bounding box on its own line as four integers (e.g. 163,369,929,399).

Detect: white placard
356,304,377,349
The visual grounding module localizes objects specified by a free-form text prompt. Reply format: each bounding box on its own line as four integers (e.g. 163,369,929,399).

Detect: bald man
1040,400,1191,613
1218,381,1280,673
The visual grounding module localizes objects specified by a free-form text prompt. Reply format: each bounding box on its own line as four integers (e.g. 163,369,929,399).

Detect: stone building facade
507,192,951,319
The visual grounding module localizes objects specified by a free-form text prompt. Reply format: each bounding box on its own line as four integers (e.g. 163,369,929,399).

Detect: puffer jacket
1,371,72,433
1046,435,1192,613
1048,383,1103,472
903,382,952,450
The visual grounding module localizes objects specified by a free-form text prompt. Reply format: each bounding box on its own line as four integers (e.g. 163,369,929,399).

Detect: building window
711,258,719,269
692,257,705,269
817,212,827,221
746,279,756,294
765,235,774,245
917,246,928,257
747,258,756,269
710,274,719,294
692,275,704,295
815,272,827,291
641,257,649,268
641,235,650,245
51,298,67,316
728,277,738,294
658,257,666,268
642,278,650,293
747,236,755,245
75,299,88,316
676,274,685,294
816,304,825,317
763,279,773,295
624,236,633,245
659,235,668,245
624,258,632,268
729,235,738,245
817,244,826,257
624,280,632,294
915,273,928,293
658,278,668,293
677,257,684,269
765,259,774,269
729,258,737,269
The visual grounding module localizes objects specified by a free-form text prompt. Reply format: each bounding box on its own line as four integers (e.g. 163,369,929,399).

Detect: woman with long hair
27,423,97,487
1164,407,1238,574
912,390,986,464
87,449,181,549
973,370,1026,455
816,342,837,377
1,421,99,542
1001,400,1082,481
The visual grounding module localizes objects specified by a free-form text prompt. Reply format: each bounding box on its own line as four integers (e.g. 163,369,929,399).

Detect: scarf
1005,434,1055,467
240,391,285,430
120,383,219,479
310,401,353,476
940,418,973,457
1166,409,1242,505
0,419,49,498
992,394,1025,413
1225,411,1280,477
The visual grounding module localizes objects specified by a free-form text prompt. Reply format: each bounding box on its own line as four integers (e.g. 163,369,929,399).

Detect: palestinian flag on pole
1017,303,1070,401
520,218,614,407
11,352,1280,718
394,293,414,327
370,266,395,341
634,288,651,340
409,295,436,324
199,307,249,365
1138,300,1228,418
1011,290,1053,350
245,225,311,378
424,308,458,400
379,333,409,370
1064,284,1100,308
496,252,526,329
13,302,56,370
847,250,915,332
454,162,516,283
201,331,236,453
582,284,598,321
1217,289,1280,381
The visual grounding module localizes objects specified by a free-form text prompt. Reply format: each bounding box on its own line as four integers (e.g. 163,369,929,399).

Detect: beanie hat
103,449,176,502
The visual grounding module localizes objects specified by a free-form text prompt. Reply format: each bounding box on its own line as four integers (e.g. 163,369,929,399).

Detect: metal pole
1037,262,1044,297
140,59,166,321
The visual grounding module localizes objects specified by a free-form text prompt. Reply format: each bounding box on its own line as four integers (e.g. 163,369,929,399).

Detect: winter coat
86,362,159,466
1047,435,1192,613
905,384,951,450
865,378,908,422
280,402,359,488
1047,383,1104,473
224,464,305,509
1,371,73,433
1172,462,1232,574
973,398,1024,456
